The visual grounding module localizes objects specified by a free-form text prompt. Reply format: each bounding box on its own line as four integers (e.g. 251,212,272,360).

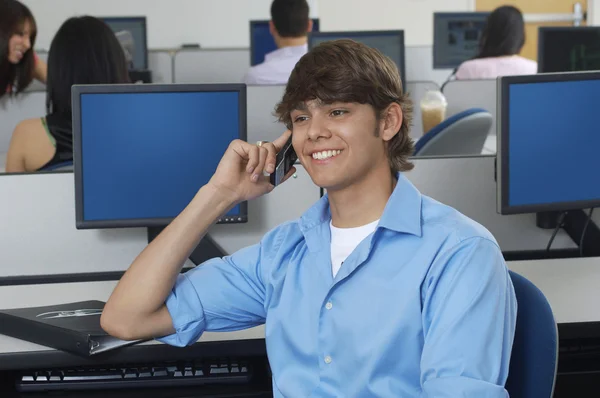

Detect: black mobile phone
270,137,297,186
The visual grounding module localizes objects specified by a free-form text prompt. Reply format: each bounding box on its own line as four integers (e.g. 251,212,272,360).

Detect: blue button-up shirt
158,173,517,397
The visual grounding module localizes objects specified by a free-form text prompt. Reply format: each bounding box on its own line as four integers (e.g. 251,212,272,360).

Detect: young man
102,40,517,397
243,0,312,85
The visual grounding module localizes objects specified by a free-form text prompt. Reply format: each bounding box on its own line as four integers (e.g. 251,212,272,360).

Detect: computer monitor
308,30,406,87
72,83,247,252
250,18,320,66
433,12,489,69
538,27,600,73
101,16,148,71
497,71,600,216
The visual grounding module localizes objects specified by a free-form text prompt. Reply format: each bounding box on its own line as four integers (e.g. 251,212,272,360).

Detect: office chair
40,160,73,172
413,108,492,156
505,270,558,398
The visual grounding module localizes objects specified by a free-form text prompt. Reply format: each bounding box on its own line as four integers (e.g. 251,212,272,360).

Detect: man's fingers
246,144,259,173
260,142,278,174
252,146,269,182
272,130,292,152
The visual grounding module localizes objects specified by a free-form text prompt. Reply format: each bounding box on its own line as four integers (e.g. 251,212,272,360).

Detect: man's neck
275,36,307,49
328,168,397,229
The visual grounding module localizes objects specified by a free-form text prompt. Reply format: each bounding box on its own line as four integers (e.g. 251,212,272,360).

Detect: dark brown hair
275,39,414,173
0,0,37,99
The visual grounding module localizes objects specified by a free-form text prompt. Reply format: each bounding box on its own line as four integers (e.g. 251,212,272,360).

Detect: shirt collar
265,44,308,61
298,172,423,238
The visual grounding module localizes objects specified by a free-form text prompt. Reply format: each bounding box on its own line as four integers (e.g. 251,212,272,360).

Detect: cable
579,208,595,257
546,212,568,252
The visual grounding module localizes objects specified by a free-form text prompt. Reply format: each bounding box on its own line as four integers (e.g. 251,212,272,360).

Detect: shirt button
324,356,332,364
325,302,333,310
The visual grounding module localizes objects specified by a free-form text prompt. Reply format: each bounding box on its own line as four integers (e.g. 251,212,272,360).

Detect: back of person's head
276,39,414,173
477,5,525,59
0,0,37,99
46,16,130,116
270,0,310,38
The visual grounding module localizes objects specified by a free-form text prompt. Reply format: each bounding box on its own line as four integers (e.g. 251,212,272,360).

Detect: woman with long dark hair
455,5,537,80
0,0,47,99
5,16,130,173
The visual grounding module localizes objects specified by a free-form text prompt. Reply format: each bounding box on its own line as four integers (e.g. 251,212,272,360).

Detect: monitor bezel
432,12,490,70
537,26,600,73
249,18,320,66
307,30,407,88
100,16,149,71
497,71,600,215
72,83,248,229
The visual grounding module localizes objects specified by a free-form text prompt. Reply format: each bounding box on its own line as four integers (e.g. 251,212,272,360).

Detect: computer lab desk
0,281,270,397
2,259,600,396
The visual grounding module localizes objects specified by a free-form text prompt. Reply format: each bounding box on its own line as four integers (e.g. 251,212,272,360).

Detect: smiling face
290,100,394,192
7,20,32,64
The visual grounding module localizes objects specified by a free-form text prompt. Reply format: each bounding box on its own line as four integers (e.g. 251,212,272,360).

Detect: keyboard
16,360,251,392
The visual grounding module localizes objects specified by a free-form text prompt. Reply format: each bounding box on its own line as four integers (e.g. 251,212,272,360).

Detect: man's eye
331,110,347,117
294,116,308,123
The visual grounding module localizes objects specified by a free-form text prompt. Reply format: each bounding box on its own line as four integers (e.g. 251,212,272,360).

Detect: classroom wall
20,0,318,50
319,0,474,46
22,0,474,50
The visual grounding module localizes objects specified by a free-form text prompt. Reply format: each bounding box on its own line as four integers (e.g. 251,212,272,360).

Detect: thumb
272,130,293,152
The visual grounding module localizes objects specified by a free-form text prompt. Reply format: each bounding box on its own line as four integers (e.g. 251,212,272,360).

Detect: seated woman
455,5,537,80
5,16,130,173
0,0,47,98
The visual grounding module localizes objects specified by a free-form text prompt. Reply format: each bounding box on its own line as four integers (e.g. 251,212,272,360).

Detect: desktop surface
433,12,488,69
499,73,600,213
308,30,406,85
538,27,600,73
250,19,319,66
101,17,148,71
73,84,247,229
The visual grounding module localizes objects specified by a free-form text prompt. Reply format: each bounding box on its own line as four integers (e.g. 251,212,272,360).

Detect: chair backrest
413,108,492,156
40,161,73,172
505,270,558,398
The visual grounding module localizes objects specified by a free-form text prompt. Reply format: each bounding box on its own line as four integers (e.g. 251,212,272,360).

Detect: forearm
102,183,236,335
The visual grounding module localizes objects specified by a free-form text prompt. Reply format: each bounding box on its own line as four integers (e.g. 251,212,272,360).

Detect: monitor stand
147,227,227,267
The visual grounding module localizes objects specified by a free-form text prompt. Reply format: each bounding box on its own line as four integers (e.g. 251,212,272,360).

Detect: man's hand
208,130,297,204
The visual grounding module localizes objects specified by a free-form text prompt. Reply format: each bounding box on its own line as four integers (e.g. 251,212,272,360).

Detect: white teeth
312,150,341,160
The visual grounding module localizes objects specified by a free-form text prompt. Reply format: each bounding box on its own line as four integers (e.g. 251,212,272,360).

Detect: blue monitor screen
308,31,405,85
433,12,489,69
506,79,600,209
79,90,243,226
102,17,147,70
250,19,319,66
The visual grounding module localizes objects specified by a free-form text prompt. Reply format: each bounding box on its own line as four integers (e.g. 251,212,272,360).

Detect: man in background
243,0,312,85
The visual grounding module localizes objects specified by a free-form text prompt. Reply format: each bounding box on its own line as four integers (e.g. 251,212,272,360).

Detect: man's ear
307,19,314,33
380,103,403,142
269,20,278,38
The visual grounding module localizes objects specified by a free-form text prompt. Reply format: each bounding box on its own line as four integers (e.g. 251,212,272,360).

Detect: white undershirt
330,219,380,277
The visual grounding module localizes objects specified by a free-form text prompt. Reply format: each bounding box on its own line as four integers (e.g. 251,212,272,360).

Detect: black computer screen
538,27,600,73
433,12,489,69
101,16,148,71
308,31,406,87
250,19,320,66
498,73,600,214
72,84,247,229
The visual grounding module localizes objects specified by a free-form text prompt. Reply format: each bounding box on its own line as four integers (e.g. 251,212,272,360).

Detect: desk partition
174,49,250,84
0,165,319,280
443,79,497,136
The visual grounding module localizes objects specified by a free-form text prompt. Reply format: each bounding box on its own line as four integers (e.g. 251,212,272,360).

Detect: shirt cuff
155,274,207,347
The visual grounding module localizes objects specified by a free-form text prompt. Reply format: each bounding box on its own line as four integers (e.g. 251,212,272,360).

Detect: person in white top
243,0,313,86
454,5,537,80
